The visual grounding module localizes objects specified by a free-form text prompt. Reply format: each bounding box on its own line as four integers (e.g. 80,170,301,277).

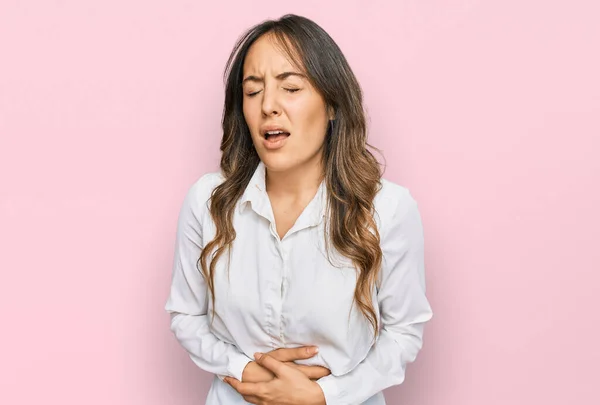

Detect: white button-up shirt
165,161,433,405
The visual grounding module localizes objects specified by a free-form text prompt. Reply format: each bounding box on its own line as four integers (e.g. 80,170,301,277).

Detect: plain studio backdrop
0,1,598,404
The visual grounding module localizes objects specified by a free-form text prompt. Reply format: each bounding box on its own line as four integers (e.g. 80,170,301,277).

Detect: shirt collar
239,160,267,211
238,161,327,228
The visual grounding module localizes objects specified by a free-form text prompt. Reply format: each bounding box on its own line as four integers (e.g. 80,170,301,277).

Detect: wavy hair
199,14,384,337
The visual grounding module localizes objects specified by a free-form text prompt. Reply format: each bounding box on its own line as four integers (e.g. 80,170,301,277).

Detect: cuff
316,375,345,405
217,352,253,382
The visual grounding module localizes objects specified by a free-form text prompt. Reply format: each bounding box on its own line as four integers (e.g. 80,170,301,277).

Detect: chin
256,144,323,174
258,154,297,173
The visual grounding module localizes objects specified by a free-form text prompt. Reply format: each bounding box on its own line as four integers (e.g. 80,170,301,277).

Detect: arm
164,176,253,381
315,195,434,405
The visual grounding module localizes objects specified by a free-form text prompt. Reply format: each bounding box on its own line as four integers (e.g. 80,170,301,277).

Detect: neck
265,157,324,199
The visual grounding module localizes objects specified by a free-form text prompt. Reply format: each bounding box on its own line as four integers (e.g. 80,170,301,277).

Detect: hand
241,346,331,382
226,352,327,405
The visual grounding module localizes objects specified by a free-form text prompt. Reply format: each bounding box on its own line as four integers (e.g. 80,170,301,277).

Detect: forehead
243,34,301,75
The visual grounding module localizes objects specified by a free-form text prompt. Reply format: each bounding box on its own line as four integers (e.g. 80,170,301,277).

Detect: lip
260,125,290,137
262,134,289,150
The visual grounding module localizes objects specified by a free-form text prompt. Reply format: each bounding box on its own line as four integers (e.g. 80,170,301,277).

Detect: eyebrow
242,71,306,85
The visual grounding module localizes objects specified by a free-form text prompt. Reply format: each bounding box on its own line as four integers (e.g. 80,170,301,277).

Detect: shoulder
373,177,421,235
374,177,419,221
188,171,225,200
182,171,225,215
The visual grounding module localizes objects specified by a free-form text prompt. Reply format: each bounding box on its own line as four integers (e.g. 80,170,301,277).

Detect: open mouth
264,130,290,141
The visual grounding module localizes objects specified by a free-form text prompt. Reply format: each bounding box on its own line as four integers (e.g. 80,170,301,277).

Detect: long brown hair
199,14,384,337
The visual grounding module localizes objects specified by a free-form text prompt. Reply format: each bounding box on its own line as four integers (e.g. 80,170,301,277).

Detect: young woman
165,14,433,405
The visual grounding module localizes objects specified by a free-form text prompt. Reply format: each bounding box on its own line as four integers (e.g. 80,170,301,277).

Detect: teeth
266,130,284,135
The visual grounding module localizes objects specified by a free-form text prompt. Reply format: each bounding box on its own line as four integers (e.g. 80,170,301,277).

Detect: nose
261,85,281,117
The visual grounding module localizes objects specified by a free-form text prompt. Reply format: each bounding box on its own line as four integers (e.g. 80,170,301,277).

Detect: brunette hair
199,14,384,336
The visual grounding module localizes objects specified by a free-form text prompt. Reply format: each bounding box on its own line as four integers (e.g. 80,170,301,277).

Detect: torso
191,169,415,377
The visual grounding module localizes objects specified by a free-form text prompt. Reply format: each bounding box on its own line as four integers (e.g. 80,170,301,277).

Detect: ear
327,105,336,121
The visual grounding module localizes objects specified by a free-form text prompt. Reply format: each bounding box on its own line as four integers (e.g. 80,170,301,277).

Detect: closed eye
245,88,301,97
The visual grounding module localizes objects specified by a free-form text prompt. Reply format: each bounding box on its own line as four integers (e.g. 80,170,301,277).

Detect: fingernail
311,346,319,354
254,352,264,360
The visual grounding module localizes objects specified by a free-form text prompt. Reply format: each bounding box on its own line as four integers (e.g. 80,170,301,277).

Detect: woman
165,14,433,405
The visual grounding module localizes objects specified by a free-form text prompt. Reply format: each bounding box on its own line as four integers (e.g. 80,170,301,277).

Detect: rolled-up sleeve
164,176,252,381
316,194,433,404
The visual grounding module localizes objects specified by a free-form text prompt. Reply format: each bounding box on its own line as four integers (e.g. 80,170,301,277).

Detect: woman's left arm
315,194,434,405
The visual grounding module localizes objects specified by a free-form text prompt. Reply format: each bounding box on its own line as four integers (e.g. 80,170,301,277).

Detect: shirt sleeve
164,176,253,382
315,194,434,404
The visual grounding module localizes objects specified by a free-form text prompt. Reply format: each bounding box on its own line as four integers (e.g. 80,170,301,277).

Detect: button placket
264,222,282,347
279,240,290,345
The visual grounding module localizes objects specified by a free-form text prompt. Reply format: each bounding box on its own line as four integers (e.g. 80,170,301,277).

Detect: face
242,33,333,174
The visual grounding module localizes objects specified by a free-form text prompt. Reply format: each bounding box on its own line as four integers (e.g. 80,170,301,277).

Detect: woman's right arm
164,176,254,382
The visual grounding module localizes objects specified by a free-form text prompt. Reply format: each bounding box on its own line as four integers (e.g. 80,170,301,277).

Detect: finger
224,377,263,397
268,346,319,362
286,363,331,379
288,364,331,379
242,395,260,404
254,352,288,378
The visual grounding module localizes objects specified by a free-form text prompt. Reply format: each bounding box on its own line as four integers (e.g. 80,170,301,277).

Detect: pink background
1,1,598,404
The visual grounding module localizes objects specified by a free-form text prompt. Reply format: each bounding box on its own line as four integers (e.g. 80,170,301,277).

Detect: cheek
242,101,251,122
242,101,259,135
298,113,328,146
288,101,328,141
